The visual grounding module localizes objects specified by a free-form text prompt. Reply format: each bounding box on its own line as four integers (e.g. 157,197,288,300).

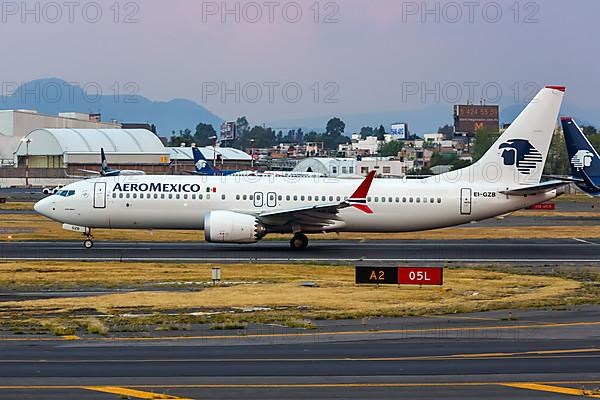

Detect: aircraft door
460,188,472,215
253,192,264,207
94,182,107,209
266,192,277,207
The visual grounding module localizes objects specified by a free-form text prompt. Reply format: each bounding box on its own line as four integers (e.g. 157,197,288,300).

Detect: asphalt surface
1,306,599,399
1,238,600,263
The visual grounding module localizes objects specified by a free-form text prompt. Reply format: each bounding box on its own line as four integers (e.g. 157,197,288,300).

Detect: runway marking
1,348,598,364
573,238,599,245
83,386,192,399
1,381,600,390
4,257,600,263
502,383,600,398
0,320,599,342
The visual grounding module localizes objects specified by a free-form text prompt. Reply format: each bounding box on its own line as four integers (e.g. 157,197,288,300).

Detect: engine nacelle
204,211,264,243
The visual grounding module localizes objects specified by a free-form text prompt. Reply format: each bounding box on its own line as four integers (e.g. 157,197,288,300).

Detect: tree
544,131,569,175
326,117,345,136
359,126,374,139
380,141,403,157
471,127,500,162
438,124,454,139
193,123,216,146
168,129,193,147
376,125,386,141
582,125,597,136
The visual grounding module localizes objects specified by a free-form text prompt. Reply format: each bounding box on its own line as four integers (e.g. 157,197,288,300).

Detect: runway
2,238,600,263
1,306,599,399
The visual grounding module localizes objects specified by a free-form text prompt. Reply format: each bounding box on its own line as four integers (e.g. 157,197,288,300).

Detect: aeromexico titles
36,86,569,250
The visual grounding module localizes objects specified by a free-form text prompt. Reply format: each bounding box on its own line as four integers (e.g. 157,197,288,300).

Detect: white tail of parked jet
431,86,565,187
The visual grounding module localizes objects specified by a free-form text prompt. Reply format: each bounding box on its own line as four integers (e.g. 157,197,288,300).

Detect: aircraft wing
77,169,101,175
251,171,377,230
500,180,569,196
543,175,585,183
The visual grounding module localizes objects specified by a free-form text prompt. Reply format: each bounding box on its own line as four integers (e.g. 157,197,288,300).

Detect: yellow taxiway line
83,386,192,399
502,383,600,398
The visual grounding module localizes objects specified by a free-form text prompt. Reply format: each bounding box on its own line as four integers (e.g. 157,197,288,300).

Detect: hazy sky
2,0,599,126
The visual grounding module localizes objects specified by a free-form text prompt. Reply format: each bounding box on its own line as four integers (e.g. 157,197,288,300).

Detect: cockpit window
56,190,75,197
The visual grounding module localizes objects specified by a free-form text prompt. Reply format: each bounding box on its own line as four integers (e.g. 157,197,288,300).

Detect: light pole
209,135,218,176
249,138,255,169
21,138,32,188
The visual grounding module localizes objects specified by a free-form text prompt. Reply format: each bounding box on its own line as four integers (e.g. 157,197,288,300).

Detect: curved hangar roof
15,128,166,156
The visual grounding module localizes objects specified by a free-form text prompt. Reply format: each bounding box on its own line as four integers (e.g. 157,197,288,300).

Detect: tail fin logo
571,150,594,170
498,139,543,175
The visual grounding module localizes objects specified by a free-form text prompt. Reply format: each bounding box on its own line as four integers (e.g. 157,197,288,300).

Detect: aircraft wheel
83,239,94,249
290,233,308,250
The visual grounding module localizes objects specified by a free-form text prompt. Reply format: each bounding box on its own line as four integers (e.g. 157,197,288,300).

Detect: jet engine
204,211,265,243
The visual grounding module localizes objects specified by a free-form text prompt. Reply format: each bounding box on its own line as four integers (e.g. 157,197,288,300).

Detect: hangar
13,128,170,174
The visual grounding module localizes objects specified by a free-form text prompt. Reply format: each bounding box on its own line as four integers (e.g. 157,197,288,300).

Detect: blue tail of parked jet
561,117,600,195
192,146,216,175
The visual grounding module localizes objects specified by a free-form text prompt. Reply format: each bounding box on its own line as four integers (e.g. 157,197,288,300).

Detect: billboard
220,121,236,141
390,123,408,139
453,105,499,135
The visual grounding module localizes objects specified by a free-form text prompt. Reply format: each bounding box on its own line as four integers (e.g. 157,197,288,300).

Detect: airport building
0,110,120,161
13,128,170,175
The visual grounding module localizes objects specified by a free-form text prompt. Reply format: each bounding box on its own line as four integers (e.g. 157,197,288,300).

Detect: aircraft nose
34,197,53,217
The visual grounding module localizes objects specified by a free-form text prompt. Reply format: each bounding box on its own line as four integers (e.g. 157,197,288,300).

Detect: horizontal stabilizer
500,180,568,196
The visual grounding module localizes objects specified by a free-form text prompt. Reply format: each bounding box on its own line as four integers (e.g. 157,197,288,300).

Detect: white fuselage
35,175,558,234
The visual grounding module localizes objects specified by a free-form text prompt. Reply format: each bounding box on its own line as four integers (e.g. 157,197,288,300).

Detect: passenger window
221,194,226,200
437,198,442,203
336,196,341,201
154,194,158,199
199,194,203,200
236,194,240,200
374,197,379,202
430,198,434,203
293,195,298,201
112,193,116,199
161,194,165,199
278,195,282,201
395,197,400,203
301,195,305,201
308,196,312,201
249,195,254,200
207,194,211,200
416,197,420,203
423,197,427,203
176,194,180,200
126,193,131,199
329,196,334,201
286,195,290,201
119,193,123,199
133,193,137,199
191,194,195,200
389,197,393,203
168,194,173,199
409,197,413,203
367,196,372,202
243,194,247,200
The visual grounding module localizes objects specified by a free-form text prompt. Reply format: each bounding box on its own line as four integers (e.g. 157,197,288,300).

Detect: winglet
348,170,376,214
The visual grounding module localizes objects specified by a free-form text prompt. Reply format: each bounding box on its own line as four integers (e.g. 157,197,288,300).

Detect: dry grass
0,263,581,318
1,212,600,241
0,202,35,211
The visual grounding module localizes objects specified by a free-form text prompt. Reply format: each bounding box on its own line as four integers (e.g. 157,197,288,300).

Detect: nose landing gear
290,233,308,250
83,230,94,249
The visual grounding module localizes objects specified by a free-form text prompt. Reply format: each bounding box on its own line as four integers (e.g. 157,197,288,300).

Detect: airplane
79,148,146,177
34,86,568,250
191,146,240,176
559,117,600,196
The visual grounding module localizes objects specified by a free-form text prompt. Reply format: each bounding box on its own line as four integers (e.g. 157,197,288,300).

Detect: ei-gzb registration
35,86,568,250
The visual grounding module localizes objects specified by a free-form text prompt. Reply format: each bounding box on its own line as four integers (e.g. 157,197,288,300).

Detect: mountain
0,78,223,136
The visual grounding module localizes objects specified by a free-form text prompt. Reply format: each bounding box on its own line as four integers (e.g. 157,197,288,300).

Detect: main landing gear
290,233,308,250
83,230,94,249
